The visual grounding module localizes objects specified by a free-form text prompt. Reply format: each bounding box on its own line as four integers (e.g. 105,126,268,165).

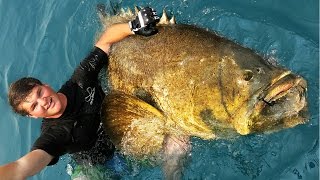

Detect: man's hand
129,7,160,36
95,7,160,53
0,150,53,180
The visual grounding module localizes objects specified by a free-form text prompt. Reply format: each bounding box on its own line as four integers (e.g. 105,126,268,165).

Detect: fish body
100,10,308,158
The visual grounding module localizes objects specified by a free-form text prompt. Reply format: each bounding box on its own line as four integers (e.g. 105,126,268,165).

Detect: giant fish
99,8,308,177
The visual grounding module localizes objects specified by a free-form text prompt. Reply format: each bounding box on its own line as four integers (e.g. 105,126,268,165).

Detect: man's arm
71,23,133,87
72,7,160,85
95,23,134,54
95,7,159,54
0,149,53,180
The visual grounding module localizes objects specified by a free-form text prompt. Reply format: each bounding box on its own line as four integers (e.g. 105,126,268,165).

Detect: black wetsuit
31,47,114,165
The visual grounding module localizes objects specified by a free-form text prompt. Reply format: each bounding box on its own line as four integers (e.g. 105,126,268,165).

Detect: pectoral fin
101,91,166,158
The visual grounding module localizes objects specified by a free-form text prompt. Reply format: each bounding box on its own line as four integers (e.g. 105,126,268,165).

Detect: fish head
233,70,308,135
221,46,309,135
251,72,308,132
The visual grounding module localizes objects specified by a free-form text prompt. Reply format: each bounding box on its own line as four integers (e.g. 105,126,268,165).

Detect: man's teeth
48,98,52,109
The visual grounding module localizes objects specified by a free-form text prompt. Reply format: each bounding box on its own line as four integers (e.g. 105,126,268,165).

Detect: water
0,0,318,179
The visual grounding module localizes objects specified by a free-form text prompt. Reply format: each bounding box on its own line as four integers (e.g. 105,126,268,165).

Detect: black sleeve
31,127,72,166
71,46,108,88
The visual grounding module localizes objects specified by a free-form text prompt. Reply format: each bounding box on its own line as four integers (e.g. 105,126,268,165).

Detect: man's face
19,84,65,118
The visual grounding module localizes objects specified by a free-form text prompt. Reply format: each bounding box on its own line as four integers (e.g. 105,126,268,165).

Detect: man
0,7,159,180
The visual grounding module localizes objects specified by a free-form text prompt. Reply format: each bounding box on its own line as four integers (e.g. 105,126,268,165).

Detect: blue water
0,0,318,179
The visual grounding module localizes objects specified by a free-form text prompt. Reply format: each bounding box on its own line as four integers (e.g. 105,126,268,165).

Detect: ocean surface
0,0,318,179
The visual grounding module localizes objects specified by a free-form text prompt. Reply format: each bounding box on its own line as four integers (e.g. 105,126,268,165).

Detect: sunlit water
0,0,318,179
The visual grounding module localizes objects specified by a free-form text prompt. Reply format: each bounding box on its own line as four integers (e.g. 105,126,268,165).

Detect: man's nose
37,97,48,107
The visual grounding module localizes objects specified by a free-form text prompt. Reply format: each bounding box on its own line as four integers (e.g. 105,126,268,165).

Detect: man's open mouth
48,97,53,109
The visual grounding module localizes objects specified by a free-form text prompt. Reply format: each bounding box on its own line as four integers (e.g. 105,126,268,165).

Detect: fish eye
256,67,263,73
243,70,253,81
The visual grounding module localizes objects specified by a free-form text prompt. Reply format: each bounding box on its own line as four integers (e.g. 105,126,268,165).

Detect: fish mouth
259,71,307,106
251,71,308,131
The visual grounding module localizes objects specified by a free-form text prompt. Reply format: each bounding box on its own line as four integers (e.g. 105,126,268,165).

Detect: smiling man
15,82,67,118
0,7,159,180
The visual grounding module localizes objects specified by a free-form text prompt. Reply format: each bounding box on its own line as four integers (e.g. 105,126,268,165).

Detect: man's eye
38,89,42,96
32,103,37,111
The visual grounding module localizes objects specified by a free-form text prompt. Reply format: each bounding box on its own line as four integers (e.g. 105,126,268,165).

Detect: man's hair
8,77,43,116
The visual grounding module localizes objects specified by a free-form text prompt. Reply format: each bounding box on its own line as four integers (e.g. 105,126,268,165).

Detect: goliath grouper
99,8,308,179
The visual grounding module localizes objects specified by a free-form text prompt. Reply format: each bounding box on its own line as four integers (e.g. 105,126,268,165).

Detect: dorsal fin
170,15,176,24
134,6,140,14
127,7,133,16
159,9,169,25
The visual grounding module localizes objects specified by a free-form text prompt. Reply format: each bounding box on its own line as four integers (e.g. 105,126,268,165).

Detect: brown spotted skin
105,23,307,139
